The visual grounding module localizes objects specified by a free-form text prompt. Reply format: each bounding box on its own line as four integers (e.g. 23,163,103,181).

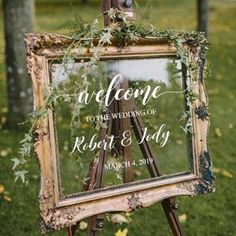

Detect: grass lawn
0,0,236,235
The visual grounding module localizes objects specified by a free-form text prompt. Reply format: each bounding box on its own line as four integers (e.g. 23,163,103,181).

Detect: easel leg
162,199,182,236
119,78,133,183
87,217,99,236
131,102,183,236
87,214,106,236
67,225,77,236
85,110,113,235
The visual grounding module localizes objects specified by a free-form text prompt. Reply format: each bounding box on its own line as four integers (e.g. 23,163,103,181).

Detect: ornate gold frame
25,33,215,233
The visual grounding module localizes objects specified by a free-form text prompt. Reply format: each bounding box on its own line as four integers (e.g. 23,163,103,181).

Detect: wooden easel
68,1,183,235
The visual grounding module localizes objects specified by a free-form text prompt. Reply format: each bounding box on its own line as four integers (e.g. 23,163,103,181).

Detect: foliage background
0,0,236,235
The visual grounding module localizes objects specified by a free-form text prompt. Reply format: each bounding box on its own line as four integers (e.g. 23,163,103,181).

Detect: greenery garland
12,9,209,184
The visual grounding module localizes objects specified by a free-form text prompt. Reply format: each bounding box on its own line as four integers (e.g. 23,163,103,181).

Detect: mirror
26,32,214,232
50,57,190,197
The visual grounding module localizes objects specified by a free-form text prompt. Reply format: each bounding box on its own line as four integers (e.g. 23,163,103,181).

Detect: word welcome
76,74,163,106
71,125,170,154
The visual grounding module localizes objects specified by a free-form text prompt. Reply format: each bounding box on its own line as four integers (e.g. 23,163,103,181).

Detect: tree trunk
2,0,35,126
197,0,209,38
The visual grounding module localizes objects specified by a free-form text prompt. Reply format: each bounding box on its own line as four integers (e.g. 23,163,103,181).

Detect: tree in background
2,0,35,126
197,0,209,38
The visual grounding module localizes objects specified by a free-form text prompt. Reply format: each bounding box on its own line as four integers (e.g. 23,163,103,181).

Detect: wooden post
197,0,209,38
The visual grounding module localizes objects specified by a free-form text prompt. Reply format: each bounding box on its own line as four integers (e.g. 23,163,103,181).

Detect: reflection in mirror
50,58,190,197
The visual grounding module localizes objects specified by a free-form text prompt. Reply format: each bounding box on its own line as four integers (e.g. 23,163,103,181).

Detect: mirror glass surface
50,57,191,196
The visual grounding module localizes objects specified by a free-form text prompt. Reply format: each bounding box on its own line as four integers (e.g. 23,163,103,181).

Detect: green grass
0,1,236,235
